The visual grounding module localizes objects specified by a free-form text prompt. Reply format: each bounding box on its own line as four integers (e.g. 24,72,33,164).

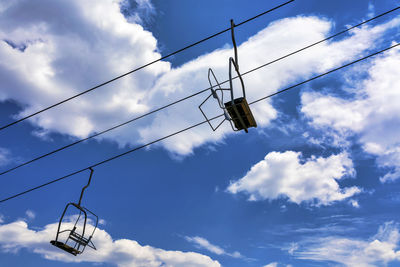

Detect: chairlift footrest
70,232,90,246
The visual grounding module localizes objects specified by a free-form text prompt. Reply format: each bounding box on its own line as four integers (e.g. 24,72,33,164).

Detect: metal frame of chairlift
50,168,98,256
199,19,257,133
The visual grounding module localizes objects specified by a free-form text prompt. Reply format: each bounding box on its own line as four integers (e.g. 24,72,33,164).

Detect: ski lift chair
199,19,257,133
50,168,98,256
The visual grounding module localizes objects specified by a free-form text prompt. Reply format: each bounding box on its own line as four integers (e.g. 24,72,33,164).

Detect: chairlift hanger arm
228,20,249,133
231,19,239,68
228,57,246,101
78,168,94,206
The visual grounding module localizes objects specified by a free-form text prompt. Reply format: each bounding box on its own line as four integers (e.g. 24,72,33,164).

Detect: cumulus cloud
227,151,361,206
295,222,400,266
185,236,243,259
0,0,169,137
1,0,400,156
301,45,400,182
0,220,220,267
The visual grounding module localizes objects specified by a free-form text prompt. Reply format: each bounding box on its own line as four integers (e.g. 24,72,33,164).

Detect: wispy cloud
25,210,35,220
0,147,11,166
294,222,400,266
263,216,368,240
287,242,298,255
367,2,375,18
185,236,243,259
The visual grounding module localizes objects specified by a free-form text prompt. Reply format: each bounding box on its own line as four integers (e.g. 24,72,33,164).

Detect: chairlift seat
224,97,257,131
50,240,81,256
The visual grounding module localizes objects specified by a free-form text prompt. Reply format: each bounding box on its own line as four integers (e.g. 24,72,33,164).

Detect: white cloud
367,2,375,18
0,220,220,267
138,16,400,155
185,236,243,259
1,1,400,156
287,242,298,255
295,222,400,267
227,151,361,206
301,45,400,182
262,264,292,267
25,210,36,220
0,147,10,166
0,0,169,137
0,214,4,224
349,199,360,208
120,0,155,25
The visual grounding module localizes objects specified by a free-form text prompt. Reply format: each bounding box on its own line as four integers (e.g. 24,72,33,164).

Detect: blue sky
1,0,400,266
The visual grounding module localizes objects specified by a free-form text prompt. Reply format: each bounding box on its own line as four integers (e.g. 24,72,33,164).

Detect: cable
1,6,398,177
1,42,399,204
0,0,294,132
